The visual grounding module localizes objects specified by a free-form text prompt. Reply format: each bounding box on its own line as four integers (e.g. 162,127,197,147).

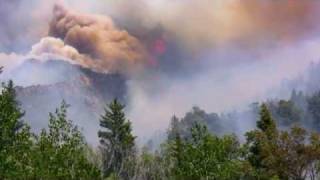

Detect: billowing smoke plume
0,2,148,74
107,0,320,51
0,37,82,72
31,37,87,65
48,4,147,74
2,0,320,144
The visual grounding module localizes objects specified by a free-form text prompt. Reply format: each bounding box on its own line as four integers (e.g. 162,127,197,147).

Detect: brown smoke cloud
2,0,320,142
110,0,320,50
228,0,320,44
48,4,147,74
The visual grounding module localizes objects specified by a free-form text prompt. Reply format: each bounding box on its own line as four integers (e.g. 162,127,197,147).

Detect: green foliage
135,147,169,180
245,104,279,179
166,123,242,180
1,78,320,180
308,91,320,130
245,104,320,180
167,115,181,141
98,99,136,179
167,106,226,141
162,104,320,180
0,80,34,179
276,100,301,125
32,101,101,179
257,103,276,133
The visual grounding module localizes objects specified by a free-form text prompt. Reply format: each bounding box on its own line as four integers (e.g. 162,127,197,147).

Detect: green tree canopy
33,101,101,179
0,80,33,179
167,123,242,180
98,99,136,179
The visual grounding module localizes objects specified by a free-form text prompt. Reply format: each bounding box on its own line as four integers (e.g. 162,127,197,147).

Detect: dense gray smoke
0,0,53,53
1,0,320,144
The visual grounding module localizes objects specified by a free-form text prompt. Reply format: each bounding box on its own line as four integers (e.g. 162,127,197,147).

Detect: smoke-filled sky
1,0,320,141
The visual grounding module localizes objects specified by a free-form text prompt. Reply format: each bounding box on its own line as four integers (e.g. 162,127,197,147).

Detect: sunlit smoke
48,4,147,74
1,0,320,144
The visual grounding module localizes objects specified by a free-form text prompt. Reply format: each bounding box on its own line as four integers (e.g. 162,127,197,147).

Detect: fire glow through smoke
1,0,320,143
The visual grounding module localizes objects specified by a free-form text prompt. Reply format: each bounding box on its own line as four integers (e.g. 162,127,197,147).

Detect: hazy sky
1,0,320,141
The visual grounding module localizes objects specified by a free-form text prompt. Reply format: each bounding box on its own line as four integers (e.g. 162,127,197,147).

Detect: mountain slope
11,59,127,144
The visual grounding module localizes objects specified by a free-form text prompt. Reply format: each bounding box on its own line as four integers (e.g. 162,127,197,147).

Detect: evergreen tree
98,99,136,179
276,100,301,126
167,115,181,141
245,103,278,179
308,91,320,130
0,80,33,179
257,103,276,134
171,130,184,179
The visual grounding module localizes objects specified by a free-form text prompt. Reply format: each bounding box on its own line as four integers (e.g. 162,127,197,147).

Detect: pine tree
167,115,181,141
98,99,136,179
257,103,276,133
0,80,33,178
245,103,279,179
172,130,184,177
308,91,320,130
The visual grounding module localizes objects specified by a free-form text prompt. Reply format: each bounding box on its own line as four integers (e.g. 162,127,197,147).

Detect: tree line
1,79,320,179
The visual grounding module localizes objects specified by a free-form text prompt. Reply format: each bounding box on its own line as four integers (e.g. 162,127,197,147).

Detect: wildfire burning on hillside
1,0,320,142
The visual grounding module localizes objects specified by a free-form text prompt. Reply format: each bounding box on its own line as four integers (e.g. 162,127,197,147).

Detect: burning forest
1,0,320,179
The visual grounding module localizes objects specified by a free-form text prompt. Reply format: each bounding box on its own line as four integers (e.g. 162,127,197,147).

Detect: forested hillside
2,1,320,179
1,77,320,179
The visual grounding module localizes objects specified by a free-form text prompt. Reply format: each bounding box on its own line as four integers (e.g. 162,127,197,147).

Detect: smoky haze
1,0,320,144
